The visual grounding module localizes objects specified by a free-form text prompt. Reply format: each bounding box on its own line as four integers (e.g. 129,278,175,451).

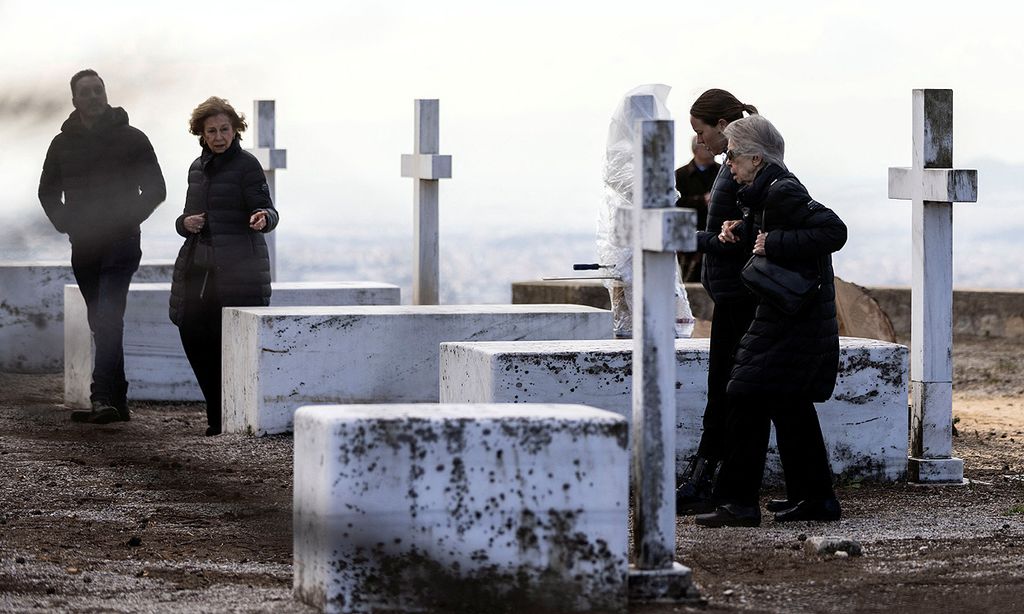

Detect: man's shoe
70,402,123,424
766,499,793,513
114,400,131,422
694,503,761,528
205,425,222,437
773,498,842,523
675,456,720,515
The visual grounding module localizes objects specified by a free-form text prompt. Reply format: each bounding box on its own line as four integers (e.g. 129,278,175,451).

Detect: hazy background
2,0,1021,302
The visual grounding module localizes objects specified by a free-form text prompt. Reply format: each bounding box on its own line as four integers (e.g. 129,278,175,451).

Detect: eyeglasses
725,149,745,161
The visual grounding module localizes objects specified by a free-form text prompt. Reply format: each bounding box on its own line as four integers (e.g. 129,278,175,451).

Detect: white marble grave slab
440,337,909,481
0,261,174,373
293,403,628,613
222,305,610,436
64,281,400,407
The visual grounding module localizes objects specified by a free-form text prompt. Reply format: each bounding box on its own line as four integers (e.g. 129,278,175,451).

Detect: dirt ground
1,336,1022,613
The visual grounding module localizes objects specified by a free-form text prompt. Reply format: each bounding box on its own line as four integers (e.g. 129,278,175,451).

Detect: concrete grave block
64,281,400,407
440,337,909,482
223,304,610,436
0,260,174,373
293,403,628,613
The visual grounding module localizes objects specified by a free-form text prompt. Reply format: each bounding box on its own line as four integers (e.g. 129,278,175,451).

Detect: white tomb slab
440,337,909,481
293,403,628,613
0,260,174,373
222,304,610,436
64,281,400,407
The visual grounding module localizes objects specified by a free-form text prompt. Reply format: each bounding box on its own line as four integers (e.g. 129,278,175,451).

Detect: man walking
38,69,166,423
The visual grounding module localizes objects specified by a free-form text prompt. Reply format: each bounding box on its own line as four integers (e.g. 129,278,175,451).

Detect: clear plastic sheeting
596,84,695,338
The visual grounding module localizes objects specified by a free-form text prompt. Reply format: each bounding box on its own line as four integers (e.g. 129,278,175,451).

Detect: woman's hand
183,213,206,234
249,210,268,231
718,219,742,243
753,231,767,256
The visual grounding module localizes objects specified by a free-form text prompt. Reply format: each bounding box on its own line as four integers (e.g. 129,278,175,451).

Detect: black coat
38,106,166,246
726,164,847,402
696,164,755,304
168,138,279,326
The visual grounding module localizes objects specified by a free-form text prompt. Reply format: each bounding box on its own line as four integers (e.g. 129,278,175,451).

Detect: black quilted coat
696,164,755,304
38,106,166,246
168,137,278,325
726,164,847,402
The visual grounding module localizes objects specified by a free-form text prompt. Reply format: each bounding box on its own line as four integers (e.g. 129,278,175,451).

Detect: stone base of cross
888,89,977,484
247,100,287,281
623,107,698,604
401,99,452,305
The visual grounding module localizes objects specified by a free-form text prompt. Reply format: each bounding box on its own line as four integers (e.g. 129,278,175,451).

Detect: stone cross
401,99,452,305
627,111,697,601
248,100,287,281
888,89,977,483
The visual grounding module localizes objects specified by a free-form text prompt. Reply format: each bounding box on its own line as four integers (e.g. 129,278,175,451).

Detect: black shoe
70,402,124,424
773,498,842,523
114,399,131,422
694,503,761,528
205,426,222,437
766,499,793,513
675,456,720,515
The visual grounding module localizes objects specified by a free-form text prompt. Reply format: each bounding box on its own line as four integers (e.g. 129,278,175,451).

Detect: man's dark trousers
71,234,141,408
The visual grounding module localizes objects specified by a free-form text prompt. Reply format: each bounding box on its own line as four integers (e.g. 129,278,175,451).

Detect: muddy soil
1,335,1022,613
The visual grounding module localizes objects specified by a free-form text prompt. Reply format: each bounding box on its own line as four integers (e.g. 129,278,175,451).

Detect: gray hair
723,115,787,170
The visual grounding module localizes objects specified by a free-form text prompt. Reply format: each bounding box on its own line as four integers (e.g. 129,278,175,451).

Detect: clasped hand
718,220,767,256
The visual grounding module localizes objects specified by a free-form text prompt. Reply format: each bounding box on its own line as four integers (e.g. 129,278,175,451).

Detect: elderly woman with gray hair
694,114,848,528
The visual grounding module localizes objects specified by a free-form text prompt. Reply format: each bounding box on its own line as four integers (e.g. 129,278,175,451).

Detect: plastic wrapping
596,84,695,338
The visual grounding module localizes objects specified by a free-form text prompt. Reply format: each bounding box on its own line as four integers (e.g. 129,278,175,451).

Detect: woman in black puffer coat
695,115,847,528
169,97,279,436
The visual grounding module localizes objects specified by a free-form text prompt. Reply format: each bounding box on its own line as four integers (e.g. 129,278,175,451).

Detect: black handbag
741,255,820,315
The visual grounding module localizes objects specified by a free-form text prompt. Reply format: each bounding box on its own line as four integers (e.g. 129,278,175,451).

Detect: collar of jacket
737,163,791,209
59,106,128,135
200,136,243,172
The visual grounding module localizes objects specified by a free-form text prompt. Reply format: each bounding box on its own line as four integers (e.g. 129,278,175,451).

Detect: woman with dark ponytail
675,89,762,513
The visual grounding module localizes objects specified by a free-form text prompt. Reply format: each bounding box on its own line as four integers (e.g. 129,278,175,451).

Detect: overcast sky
2,0,1021,286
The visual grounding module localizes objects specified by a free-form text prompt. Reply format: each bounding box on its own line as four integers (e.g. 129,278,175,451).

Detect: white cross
887,89,977,483
248,100,287,281
401,99,452,305
627,111,696,600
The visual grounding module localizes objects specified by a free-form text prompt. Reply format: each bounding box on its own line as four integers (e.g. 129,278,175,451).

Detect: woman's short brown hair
188,96,247,143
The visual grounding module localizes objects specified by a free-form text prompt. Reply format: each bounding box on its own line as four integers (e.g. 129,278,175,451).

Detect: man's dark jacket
168,137,278,326
38,106,165,246
725,164,848,402
675,158,719,235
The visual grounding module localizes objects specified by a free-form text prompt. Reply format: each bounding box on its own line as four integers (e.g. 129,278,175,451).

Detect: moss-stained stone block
293,404,629,614
222,305,611,436
0,261,173,373
440,337,909,482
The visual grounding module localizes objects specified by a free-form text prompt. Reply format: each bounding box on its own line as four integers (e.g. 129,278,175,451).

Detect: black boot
70,400,124,424
694,503,761,528
675,456,720,515
773,498,842,523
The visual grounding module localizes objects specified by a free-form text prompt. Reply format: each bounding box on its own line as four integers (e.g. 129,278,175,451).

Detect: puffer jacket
696,164,755,304
38,106,166,246
168,137,279,325
726,164,848,402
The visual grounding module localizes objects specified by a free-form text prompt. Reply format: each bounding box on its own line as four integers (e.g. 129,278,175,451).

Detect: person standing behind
675,89,759,513
675,136,720,282
169,97,278,436
38,69,166,424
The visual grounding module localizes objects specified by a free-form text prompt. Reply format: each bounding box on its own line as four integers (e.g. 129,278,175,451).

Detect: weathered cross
624,96,697,601
888,89,977,483
401,99,452,305
248,100,287,281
